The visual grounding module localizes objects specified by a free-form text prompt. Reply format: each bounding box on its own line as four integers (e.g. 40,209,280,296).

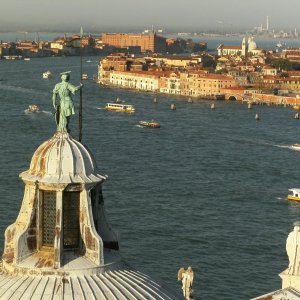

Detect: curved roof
20,132,106,184
0,268,182,300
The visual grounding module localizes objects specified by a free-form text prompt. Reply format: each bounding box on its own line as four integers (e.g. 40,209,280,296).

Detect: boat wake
273,144,292,149
272,144,300,151
24,109,53,115
0,83,48,96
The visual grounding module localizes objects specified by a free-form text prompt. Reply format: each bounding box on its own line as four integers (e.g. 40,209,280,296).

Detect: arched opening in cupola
63,191,80,249
42,191,56,247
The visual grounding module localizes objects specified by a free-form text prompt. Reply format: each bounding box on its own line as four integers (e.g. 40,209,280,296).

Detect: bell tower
242,37,247,56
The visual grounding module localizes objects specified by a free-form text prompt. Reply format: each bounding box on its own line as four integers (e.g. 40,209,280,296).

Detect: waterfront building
110,70,160,91
186,73,237,97
98,53,237,98
98,53,144,84
159,72,181,94
102,32,167,53
0,103,182,298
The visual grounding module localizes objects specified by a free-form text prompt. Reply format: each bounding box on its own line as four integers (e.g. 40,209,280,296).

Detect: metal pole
79,27,83,142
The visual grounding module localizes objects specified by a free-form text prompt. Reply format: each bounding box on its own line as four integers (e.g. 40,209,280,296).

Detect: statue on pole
178,266,194,299
52,71,83,132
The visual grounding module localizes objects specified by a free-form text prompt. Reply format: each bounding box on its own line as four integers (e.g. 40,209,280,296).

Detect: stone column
54,190,63,269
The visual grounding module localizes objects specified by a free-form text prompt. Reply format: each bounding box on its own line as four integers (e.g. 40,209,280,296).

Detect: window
63,192,80,249
42,191,56,247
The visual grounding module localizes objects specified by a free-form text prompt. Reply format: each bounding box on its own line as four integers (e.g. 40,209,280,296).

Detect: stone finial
178,266,194,300
286,222,300,275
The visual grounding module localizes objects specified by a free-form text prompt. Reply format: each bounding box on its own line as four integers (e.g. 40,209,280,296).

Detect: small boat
211,103,215,109
43,71,52,79
105,103,135,112
139,120,160,128
27,105,39,113
171,103,176,110
255,113,260,120
288,189,300,201
116,97,122,103
86,60,92,63
295,112,299,119
291,143,300,150
188,98,193,103
82,74,88,80
24,58,31,61
293,105,300,110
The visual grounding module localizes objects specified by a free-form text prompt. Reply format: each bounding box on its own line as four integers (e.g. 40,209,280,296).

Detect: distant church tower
242,37,247,56
0,131,182,297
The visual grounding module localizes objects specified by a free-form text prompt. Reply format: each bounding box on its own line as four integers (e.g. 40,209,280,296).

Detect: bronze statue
52,71,83,132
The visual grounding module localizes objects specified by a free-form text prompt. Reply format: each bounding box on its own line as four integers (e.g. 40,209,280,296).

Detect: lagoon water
1,56,300,299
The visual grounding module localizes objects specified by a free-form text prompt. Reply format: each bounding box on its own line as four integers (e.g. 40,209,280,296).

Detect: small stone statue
52,71,83,132
286,222,300,275
178,266,194,300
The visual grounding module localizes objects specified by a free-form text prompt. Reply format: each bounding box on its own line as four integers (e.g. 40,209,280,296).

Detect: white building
217,37,264,57
110,71,160,91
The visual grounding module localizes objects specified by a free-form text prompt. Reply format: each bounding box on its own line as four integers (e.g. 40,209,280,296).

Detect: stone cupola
3,132,117,271
0,132,182,299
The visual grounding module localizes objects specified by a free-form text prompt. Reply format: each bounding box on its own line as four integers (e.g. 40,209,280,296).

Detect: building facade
102,32,166,53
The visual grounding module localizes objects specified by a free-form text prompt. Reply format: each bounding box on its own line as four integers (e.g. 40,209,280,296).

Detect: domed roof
248,37,257,51
0,265,182,299
21,132,106,184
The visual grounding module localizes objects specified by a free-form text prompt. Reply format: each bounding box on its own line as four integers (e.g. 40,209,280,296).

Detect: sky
1,0,300,33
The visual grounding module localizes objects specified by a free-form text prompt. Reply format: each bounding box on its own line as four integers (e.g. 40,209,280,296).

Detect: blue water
1,57,300,299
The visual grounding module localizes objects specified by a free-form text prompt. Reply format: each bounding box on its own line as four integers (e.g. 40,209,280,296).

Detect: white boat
105,103,135,112
82,74,88,80
139,120,160,128
43,71,52,79
291,143,300,150
288,188,300,201
26,105,39,113
24,58,31,61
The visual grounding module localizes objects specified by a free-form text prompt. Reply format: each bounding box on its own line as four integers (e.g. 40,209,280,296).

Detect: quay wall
247,94,300,106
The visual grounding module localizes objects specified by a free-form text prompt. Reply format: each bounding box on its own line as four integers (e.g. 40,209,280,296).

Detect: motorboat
105,103,135,112
27,105,39,113
82,74,88,80
288,188,300,201
291,143,300,150
43,71,52,79
293,105,300,110
139,120,160,128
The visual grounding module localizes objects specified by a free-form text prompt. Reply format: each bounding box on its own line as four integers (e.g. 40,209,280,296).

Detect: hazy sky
1,0,300,32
